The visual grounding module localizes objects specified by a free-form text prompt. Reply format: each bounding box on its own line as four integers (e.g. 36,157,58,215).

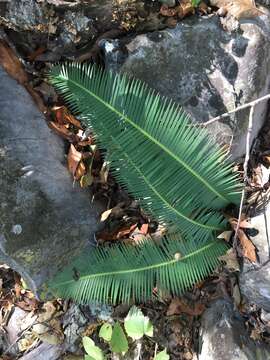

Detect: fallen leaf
67,144,82,177
229,217,253,230
217,230,233,242
49,121,75,141
100,161,110,184
100,204,125,222
0,40,28,85
238,229,257,262
75,161,86,181
177,0,195,18
219,248,240,271
210,0,264,19
166,298,205,316
160,5,178,17
140,223,149,235
100,208,113,222
250,164,270,188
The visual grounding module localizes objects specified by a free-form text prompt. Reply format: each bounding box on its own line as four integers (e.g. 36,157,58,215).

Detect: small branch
233,105,255,247
202,93,270,126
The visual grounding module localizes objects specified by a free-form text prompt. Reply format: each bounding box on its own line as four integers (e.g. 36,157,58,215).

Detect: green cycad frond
49,63,240,238
49,236,228,304
48,63,240,304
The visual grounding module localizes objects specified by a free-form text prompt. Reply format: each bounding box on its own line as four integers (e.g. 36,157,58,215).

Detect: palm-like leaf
48,63,240,304
49,63,240,239
49,236,228,304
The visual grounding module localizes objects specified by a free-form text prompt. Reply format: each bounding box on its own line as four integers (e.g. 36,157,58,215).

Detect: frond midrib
119,151,223,232
59,75,229,204
52,241,217,287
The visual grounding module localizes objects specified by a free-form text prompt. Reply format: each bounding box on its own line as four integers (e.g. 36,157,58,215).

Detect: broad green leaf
154,348,170,360
82,337,105,360
99,323,112,342
110,322,128,354
124,306,153,340
85,356,94,360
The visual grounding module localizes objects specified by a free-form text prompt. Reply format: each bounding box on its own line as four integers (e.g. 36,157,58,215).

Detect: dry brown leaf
250,164,270,188
49,121,75,141
160,4,178,17
67,144,82,177
166,298,205,316
0,40,28,85
229,217,253,230
210,0,264,19
52,106,82,129
219,248,240,271
140,223,149,235
217,230,233,242
238,229,257,262
74,161,86,180
177,0,195,19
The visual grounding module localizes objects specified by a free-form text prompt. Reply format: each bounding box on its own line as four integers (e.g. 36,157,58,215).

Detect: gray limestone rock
0,66,102,295
239,203,270,312
199,299,270,360
0,0,115,60
102,14,270,160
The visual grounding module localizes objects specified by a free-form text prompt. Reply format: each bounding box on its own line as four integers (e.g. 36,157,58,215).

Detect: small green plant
82,306,155,358
48,63,241,304
191,0,201,7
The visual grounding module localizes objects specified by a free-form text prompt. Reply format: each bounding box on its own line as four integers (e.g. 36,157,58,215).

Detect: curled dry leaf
237,229,257,263
52,105,82,129
49,121,75,141
166,298,205,316
210,0,264,19
68,144,82,176
217,230,233,242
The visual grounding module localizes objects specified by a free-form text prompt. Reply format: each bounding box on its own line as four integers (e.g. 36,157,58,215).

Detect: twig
202,93,270,126
233,105,255,247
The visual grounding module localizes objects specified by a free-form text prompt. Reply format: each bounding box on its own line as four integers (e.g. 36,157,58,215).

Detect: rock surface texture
102,14,270,160
199,298,270,360
240,203,270,311
0,66,102,294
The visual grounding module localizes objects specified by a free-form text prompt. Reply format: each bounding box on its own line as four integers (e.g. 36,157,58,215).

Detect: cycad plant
48,63,241,304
